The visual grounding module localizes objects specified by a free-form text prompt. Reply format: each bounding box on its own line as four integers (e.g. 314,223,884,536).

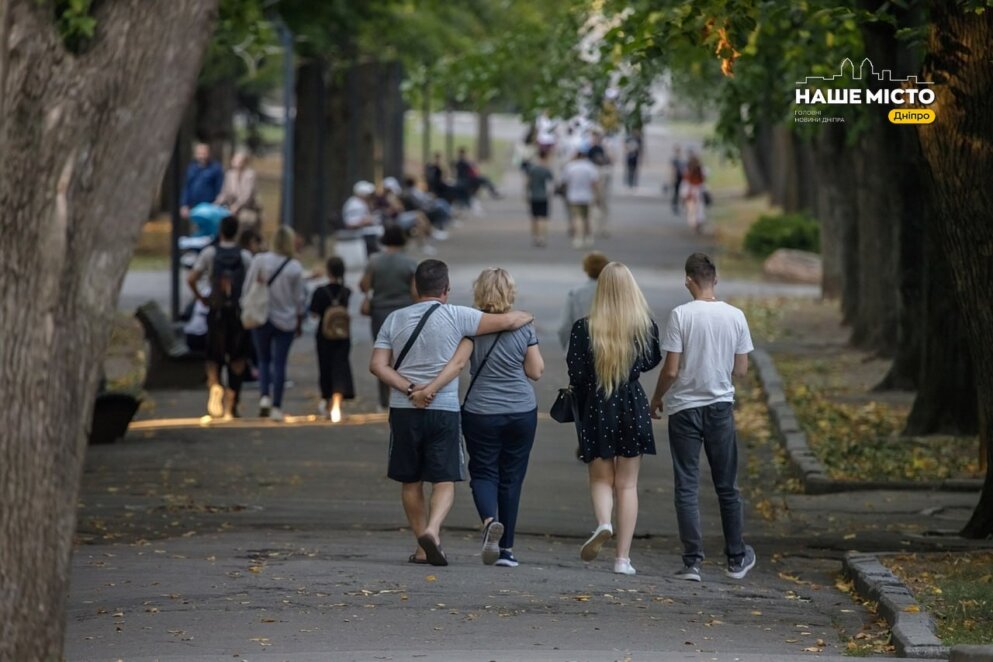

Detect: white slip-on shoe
580,523,613,562
269,407,284,422
259,395,272,418
613,558,636,575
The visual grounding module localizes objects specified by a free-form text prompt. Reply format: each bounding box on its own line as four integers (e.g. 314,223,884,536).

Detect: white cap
383,176,401,194
353,180,375,196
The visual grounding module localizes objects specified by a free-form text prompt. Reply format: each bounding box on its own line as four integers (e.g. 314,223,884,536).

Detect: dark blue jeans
251,321,295,407
668,401,746,566
461,409,537,549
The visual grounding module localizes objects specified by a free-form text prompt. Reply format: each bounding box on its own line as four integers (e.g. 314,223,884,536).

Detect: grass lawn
730,297,982,483
883,552,993,646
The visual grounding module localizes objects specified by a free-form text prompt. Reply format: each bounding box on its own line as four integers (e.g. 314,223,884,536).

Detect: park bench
134,300,204,389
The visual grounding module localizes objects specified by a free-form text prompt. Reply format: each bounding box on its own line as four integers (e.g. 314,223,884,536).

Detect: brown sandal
407,553,429,564
416,534,449,566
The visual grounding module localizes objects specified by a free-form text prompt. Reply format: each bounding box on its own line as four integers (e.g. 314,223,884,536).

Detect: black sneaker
726,545,756,579
494,549,518,567
674,564,702,582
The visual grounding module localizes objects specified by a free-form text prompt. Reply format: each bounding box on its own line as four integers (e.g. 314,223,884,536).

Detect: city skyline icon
796,58,934,87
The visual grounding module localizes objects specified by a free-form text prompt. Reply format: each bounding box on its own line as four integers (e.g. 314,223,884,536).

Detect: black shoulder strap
267,257,292,286
393,303,441,370
462,331,504,407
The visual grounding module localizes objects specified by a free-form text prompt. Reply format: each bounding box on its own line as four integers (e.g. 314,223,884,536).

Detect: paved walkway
70,130,981,661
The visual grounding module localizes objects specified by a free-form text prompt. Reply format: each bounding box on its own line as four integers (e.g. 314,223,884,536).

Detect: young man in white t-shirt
649,253,756,582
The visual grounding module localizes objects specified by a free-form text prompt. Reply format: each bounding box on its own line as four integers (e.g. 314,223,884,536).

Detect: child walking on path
309,257,355,419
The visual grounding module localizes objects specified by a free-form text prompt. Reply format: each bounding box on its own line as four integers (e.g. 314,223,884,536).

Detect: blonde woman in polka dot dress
567,262,661,575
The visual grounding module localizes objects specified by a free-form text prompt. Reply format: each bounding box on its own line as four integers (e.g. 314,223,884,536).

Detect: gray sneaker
674,564,701,582
727,545,756,579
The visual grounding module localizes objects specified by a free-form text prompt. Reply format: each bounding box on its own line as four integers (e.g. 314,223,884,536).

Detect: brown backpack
320,287,351,340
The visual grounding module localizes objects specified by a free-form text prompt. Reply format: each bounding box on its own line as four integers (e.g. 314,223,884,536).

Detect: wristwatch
406,383,415,397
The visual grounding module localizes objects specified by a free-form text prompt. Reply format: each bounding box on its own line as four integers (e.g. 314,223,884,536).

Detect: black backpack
210,245,246,310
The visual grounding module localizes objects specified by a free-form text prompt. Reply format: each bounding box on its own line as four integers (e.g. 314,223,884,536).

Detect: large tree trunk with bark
904,231,978,435
0,1,216,658
917,1,993,538
812,124,857,301
293,59,324,245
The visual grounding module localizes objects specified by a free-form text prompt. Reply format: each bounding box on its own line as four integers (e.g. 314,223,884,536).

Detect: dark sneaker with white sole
481,521,504,565
674,564,702,582
726,545,756,579
494,549,518,567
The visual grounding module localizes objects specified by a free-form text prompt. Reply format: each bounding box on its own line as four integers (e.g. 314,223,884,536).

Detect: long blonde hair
473,268,516,313
588,262,653,398
272,225,296,258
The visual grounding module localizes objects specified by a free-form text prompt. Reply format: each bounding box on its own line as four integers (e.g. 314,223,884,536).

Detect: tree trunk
917,1,993,538
848,125,900,353
812,123,855,301
737,131,769,197
195,76,237,164
421,79,431,171
904,232,978,435
0,1,216,658
292,59,324,245
476,106,492,162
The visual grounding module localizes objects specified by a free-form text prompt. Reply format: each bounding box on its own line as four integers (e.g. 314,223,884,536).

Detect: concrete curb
843,552,948,659
751,347,983,494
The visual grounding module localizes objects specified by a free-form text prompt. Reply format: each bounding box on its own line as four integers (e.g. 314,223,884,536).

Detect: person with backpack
309,256,355,420
242,226,306,422
186,215,253,419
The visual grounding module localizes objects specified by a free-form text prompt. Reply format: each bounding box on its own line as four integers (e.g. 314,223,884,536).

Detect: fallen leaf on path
902,605,921,613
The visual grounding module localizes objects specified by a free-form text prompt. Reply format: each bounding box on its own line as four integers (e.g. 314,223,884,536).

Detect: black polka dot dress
567,318,662,463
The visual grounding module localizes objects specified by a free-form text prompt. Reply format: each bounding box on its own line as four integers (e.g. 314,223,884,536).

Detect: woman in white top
243,226,306,421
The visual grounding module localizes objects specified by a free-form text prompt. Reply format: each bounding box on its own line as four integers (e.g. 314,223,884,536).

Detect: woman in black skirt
309,257,355,419
567,262,661,575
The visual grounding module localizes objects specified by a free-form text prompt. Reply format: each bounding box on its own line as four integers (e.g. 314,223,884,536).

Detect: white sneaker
259,395,272,418
431,229,449,241
580,523,613,562
269,407,284,422
572,237,584,250
317,399,328,417
207,384,224,418
613,558,636,575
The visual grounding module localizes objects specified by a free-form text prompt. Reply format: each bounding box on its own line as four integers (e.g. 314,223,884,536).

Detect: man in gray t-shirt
369,259,532,566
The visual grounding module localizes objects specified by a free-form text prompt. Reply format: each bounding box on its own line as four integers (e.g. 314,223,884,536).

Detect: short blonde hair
473,268,516,314
272,225,296,258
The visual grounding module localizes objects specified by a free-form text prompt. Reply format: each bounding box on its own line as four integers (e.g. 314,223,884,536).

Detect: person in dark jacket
180,142,224,220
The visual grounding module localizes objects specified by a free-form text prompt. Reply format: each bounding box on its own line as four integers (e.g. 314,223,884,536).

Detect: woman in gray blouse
360,224,418,409
415,268,544,567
